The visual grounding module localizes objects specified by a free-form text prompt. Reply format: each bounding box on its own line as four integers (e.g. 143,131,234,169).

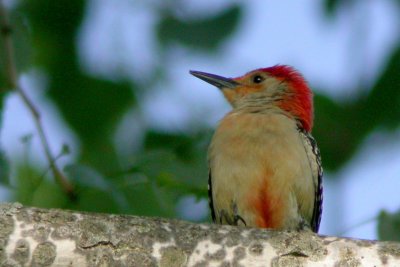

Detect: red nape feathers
260,65,314,132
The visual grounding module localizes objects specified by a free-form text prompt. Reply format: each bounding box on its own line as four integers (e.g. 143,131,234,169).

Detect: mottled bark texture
0,203,399,266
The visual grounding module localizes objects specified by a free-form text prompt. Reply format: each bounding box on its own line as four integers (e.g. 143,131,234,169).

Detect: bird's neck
232,97,280,114
232,102,310,132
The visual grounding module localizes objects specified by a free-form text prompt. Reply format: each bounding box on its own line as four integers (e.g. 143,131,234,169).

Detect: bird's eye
252,75,264,84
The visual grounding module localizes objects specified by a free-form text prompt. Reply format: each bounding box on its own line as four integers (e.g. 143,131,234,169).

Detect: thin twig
0,1,75,198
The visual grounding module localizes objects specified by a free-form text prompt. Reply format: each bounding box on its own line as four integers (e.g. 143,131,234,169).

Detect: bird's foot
217,202,247,226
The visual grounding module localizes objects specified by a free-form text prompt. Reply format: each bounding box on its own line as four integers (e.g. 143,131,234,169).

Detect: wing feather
300,129,323,233
208,170,216,222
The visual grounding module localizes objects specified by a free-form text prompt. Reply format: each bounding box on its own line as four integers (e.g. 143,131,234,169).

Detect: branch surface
0,203,399,266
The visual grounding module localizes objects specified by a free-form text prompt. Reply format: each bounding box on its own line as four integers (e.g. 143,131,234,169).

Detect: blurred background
0,0,399,241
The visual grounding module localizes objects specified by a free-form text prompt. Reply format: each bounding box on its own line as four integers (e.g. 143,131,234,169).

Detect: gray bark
0,202,399,267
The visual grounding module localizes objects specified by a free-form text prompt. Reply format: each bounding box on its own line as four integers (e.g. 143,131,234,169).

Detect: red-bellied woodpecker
190,65,323,233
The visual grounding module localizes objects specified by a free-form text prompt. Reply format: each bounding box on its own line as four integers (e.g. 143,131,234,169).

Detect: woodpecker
190,65,323,233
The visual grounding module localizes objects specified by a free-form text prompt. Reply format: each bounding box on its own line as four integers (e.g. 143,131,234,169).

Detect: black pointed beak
190,70,239,89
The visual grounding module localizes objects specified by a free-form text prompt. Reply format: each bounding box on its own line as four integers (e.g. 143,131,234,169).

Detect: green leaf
323,0,341,17
20,0,85,68
323,0,355,18
124,146,208,201
14,164,49,205
157,5,242,50
136,142,207,186
365,45,400,130
144,131,201,161
48,73,135,149
64,163,129,212
21,0,136,154
19,0,136,174
0,10,32,86
0,41,7,91
69,187,121,213
13,163,67,208
13,164,38,204
64,164,109,191
377,209,400,241
0,9,31,125
313,46,400,172
0,90,9,128
313,94,363,171
0,149,10,185
31,180,68,208
128,150,185,183
119,180,176,217
61,143,70,155
10,11,33,73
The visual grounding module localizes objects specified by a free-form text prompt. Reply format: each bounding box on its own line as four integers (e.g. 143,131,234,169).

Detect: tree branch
0,1,75,198
0,203,399,266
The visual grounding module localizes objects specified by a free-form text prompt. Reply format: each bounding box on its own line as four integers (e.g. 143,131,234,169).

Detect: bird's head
190,65,313,132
